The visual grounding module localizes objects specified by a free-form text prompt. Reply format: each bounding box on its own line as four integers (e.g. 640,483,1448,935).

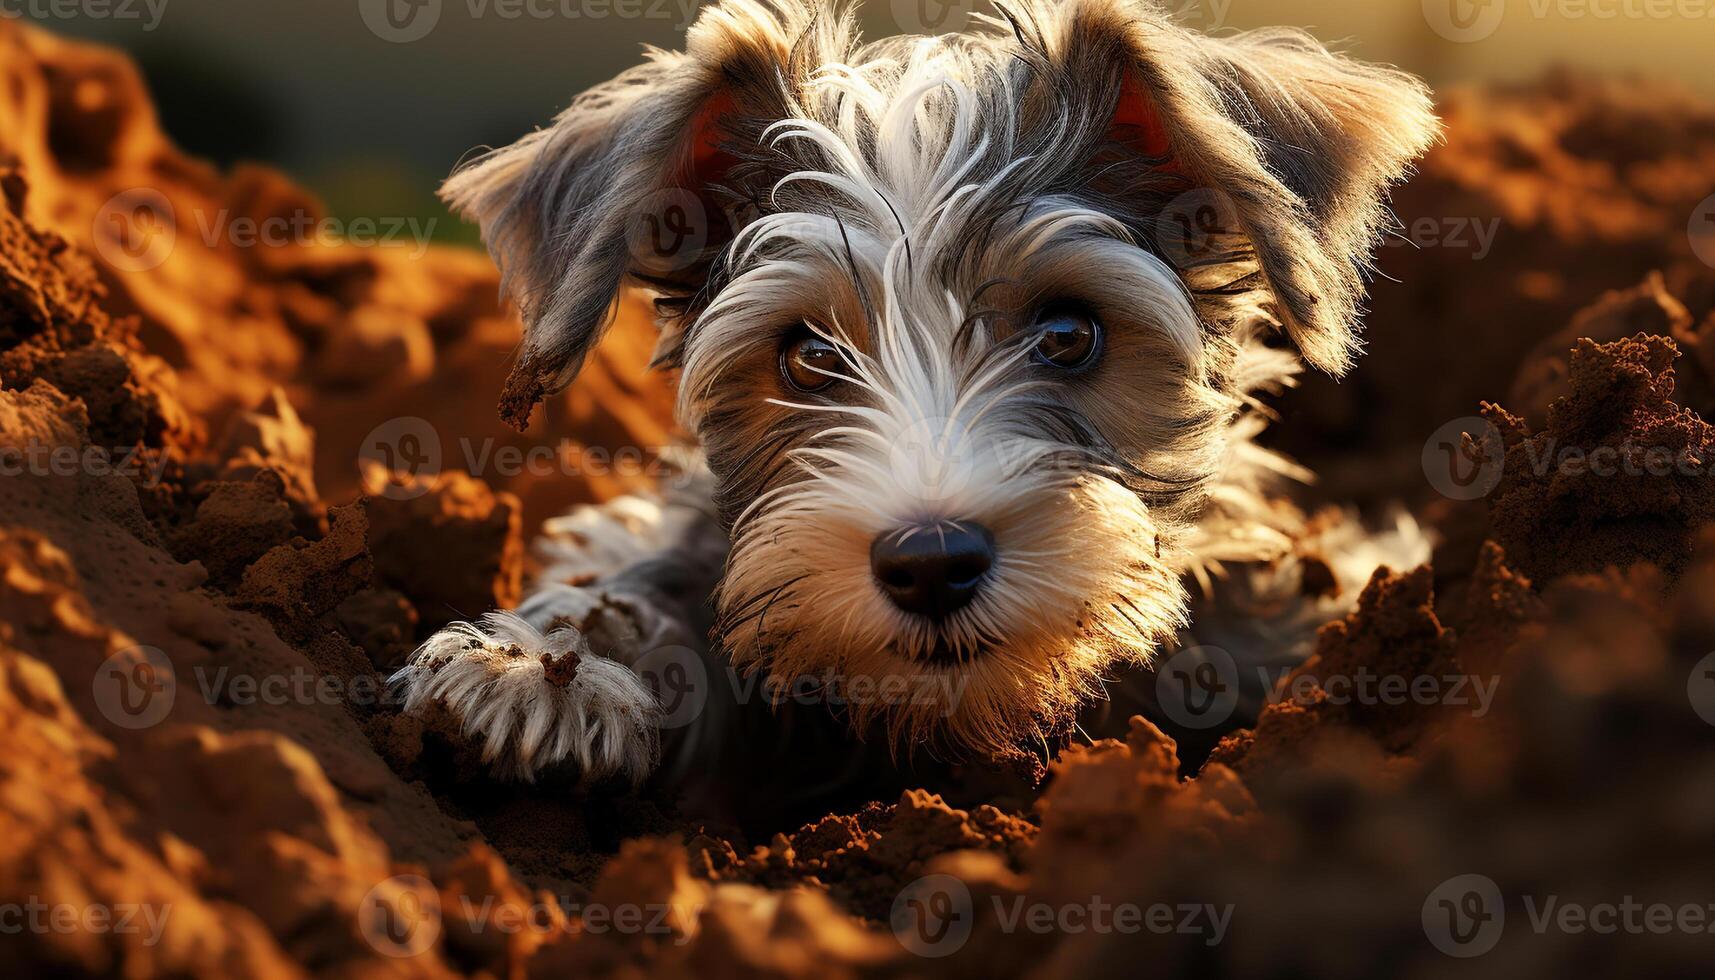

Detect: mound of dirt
0,23,680,533
1278,70,1715,510
1485,334,1715,581
5,21,1715,979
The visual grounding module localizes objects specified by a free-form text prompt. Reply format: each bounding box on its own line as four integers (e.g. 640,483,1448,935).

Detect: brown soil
4,21,1715,979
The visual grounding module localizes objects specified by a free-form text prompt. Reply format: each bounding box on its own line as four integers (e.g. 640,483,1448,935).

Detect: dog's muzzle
869,521,995,621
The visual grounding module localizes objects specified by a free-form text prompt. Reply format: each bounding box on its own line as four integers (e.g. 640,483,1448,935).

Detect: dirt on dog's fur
5,19,1715,979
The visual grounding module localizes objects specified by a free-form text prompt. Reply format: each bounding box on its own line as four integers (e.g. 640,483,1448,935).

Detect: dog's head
444,0,1437,758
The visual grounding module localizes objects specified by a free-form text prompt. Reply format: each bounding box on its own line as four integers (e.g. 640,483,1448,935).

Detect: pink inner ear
680,90,740,191
1106,70,1184,177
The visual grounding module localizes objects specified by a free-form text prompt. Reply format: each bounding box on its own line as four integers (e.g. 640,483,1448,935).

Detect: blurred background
16,0,1715,243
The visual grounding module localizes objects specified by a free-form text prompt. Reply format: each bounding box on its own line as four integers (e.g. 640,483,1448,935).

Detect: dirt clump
362,470,524,638
1485,334,1715,581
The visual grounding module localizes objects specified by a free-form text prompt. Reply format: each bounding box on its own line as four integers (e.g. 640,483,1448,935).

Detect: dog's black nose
870,522,995,620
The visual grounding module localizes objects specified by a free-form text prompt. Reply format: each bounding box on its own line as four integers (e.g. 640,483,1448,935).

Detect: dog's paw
389,611,661,783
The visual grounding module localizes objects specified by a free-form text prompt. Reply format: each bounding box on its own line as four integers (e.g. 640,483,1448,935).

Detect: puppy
390,0,1438,785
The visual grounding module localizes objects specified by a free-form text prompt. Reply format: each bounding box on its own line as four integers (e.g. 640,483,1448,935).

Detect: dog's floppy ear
442,0,836,429
1040,0,1440,375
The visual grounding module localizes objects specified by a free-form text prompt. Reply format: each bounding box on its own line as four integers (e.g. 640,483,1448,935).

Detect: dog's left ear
442,0,837,429
1040,0,1440,375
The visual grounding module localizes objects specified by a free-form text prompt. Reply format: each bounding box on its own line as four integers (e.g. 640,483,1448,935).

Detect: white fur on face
677,51,1228,756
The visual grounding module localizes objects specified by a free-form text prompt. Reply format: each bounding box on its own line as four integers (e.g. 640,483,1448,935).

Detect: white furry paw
389,612,661,784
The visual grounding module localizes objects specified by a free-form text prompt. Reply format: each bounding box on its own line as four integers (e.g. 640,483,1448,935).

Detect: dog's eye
780,330,842,393
1031,303,1103,370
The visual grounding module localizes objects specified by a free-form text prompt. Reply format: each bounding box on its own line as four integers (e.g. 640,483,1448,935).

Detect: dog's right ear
442,0,838,429
1026,0,1439,377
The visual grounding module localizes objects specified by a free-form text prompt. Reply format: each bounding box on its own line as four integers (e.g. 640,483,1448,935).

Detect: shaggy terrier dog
391,0,1439,785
